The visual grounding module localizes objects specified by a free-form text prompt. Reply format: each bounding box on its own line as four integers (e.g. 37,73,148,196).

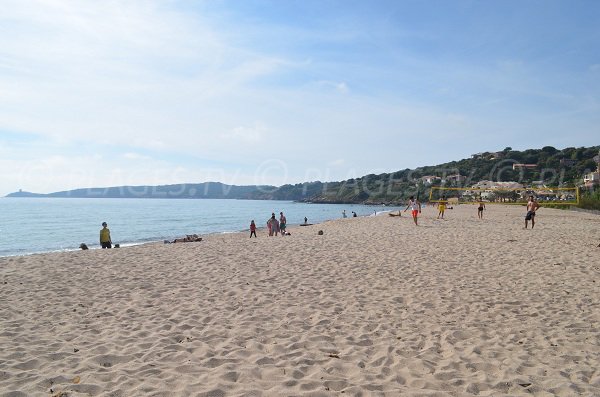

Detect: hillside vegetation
291,145,599,204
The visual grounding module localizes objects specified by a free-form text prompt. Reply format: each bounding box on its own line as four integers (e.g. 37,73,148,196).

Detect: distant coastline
6,145,599,205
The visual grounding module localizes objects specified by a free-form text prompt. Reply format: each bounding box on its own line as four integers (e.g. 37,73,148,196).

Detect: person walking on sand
525,195,540,229
404,196,422,226
437,197,447,219
100,222,112,249
250,220,257,238
477,200,486,219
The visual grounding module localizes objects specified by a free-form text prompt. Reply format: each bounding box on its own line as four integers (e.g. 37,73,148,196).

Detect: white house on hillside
421,175,441,184
584,172,600,187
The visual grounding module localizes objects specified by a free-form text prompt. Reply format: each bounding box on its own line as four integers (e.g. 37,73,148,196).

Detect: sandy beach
1,204,599,396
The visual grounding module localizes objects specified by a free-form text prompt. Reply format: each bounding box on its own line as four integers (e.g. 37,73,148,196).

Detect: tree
541,146,558,155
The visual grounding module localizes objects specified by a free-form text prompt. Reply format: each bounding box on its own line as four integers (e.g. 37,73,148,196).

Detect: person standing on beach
250,220,257,238
437,197,447,219
404,196,422,226
477,200,486,219
267,216,273,236
272,215,280,236
100,222,112,249
279,212,287,236
525,195,540,229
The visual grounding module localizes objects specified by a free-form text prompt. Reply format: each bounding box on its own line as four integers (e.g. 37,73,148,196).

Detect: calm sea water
0,198,398,257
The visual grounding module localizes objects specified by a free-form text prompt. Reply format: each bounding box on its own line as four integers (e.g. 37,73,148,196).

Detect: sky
0,0,599,195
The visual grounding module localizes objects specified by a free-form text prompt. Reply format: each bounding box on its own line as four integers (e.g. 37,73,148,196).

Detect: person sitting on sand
250,220,257,238
404,196,421,226
100,222,112,249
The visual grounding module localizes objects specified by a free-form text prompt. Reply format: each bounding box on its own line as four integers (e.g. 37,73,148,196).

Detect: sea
0,198,400,257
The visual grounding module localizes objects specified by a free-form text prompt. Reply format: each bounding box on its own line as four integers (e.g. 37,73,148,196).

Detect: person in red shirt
250,220,257,238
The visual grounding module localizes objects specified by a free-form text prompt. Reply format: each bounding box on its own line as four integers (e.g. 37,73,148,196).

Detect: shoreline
3,203,594,259
0,217,349,259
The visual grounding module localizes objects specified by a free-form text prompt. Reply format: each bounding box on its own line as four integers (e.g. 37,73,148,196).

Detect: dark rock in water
318,230,324,235
114,244,120,248
79,243,89,250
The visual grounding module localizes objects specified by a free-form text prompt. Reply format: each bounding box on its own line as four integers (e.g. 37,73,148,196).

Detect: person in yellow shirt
100,222,112,249
437,197,448,219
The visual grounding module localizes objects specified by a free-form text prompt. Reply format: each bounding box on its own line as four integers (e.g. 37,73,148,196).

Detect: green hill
291,145,599,204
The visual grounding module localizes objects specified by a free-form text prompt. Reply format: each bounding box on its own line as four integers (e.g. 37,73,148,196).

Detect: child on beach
250,220,257,238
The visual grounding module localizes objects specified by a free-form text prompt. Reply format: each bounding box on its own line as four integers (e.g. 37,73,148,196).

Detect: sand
1,204,599,396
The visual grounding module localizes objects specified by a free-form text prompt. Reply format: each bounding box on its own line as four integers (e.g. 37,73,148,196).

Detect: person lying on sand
171,234,203,243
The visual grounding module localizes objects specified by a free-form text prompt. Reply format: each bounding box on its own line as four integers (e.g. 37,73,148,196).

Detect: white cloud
328,159,345,167
0,0,288,158
221,123,267,144
122,152,152,161
315,80,350,94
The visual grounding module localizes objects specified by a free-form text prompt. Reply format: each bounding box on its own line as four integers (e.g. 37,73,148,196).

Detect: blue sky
0,0,599,195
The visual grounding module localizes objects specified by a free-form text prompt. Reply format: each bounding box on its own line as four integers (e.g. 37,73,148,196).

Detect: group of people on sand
400,195,540,228
250,212,289,237
100,196,543,247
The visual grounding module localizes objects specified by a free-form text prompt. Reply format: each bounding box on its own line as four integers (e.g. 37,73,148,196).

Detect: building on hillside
443,174,466,184
421,175,441,185
583,150,600,187
471,180,494,189
470,181,523,190
463,181,524,203
512,164,537,170
493,181,524,189
531,181,547,188
584,172,600,187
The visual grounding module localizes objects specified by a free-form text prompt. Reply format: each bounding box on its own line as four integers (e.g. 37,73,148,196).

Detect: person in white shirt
403,196,422,226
